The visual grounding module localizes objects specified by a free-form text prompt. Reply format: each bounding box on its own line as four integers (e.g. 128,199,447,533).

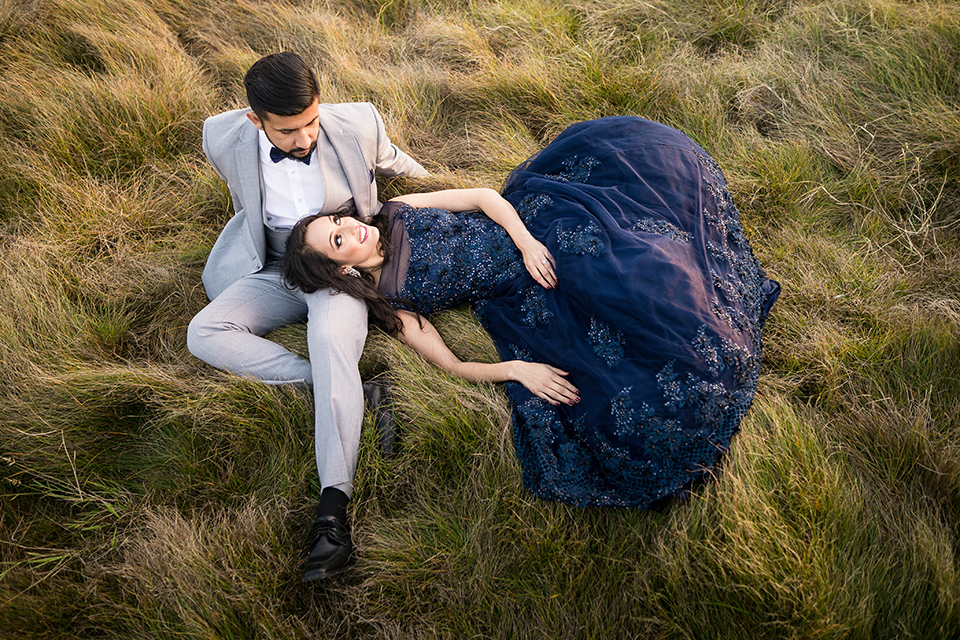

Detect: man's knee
186,309,212,360
306,294,368,359
187,307,243,359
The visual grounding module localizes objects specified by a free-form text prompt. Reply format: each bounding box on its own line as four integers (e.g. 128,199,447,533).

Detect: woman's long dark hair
283,209,406,335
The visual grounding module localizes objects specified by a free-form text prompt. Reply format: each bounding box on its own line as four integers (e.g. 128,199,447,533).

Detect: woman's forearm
396,311,578,405
390,189,534,247
391,187,556,290
397,310,509,383
470,189,536,249
447,360,515,384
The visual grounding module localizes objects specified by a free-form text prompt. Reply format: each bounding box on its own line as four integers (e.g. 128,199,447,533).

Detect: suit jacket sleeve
198,109,266,300
367,104,430,178
202,118,228,182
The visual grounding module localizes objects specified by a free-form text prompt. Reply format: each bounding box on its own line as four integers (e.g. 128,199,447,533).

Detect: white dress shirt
257,129,326,229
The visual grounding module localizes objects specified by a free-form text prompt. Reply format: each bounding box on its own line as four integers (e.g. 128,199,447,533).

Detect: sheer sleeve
376,201,412,304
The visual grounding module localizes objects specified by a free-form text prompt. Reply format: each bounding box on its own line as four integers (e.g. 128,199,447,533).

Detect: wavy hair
282,210,407,335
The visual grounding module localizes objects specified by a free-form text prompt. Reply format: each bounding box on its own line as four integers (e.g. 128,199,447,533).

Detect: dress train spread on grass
378,117,780,507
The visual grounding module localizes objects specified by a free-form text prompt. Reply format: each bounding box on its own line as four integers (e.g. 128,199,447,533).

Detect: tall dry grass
2,0,960,637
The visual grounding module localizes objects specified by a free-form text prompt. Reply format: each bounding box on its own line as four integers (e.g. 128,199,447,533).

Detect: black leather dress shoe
302,514,354,582
363,380,398,457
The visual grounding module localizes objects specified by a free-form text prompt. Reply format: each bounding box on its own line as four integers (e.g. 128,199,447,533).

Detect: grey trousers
186,262,367,496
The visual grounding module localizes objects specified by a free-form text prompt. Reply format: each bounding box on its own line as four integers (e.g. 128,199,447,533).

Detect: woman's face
304,214,383,271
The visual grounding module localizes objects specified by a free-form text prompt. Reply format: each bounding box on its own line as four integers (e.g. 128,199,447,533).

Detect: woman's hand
394,189,558,289
508,361,579,406
518,238,558,289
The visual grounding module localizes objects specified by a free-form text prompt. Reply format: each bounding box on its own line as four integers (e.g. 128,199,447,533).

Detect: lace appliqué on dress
690,325,758,387
544,155,601,183
588,317,625,367
508,343,534,362
516,193,553,223
632,218,692,243
655,359,752,444
521,286,553,327
558,222,604,256
697,152,766,343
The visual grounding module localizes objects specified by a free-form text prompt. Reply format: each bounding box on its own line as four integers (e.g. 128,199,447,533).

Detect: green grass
3,0,960,637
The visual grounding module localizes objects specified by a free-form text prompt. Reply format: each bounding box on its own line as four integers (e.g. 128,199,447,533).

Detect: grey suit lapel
317,114,375,217
235,125,266,260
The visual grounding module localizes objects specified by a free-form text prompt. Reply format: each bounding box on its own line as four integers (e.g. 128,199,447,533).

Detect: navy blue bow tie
269,146,312,165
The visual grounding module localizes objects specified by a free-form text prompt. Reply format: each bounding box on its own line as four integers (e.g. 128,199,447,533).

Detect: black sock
317,487,349,521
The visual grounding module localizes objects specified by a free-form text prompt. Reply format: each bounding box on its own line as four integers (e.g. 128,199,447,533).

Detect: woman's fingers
541,368,579,405
515,361,579,406
540,251,557,287
530,259,555,289
541,263,557,288
549,381,579,404
524,244,558,289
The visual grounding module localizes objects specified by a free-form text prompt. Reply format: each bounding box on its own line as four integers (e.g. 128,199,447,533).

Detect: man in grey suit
187,52,428,581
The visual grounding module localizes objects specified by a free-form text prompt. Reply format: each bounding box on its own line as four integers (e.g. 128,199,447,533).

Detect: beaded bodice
377,202,525,315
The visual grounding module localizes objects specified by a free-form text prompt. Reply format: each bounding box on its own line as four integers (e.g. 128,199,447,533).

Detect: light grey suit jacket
200,102,428,300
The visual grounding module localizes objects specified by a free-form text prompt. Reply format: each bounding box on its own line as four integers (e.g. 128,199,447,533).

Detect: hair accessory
344,267,361,278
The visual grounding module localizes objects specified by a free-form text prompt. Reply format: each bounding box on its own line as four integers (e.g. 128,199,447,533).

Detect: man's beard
280,140,317,160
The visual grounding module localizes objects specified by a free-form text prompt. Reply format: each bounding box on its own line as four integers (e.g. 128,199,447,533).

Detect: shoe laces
308,516,348,548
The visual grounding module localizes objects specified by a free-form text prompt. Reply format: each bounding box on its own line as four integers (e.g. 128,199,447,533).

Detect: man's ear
246,111,264,130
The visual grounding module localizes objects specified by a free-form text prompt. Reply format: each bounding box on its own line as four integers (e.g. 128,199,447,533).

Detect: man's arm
201,112,236,184
369,105,430,178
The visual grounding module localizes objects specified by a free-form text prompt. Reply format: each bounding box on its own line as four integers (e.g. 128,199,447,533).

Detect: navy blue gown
378,117,780,508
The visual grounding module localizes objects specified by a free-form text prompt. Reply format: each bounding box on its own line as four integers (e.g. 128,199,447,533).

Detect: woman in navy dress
283,117,780,508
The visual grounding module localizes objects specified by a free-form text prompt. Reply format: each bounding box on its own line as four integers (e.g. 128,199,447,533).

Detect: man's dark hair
243,52,320,120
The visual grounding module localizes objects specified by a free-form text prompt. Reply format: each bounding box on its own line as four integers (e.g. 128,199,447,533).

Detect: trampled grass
2,0,959,637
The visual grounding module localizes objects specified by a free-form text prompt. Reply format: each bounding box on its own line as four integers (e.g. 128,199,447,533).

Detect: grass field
2,0,959,637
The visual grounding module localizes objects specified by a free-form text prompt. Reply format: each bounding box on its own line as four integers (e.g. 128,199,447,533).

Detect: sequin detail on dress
632,218,692,243
386,204,523,315
521,287,553,327
588,317,625,367
558,222,604,256
544,155,600,183
516,193,552,222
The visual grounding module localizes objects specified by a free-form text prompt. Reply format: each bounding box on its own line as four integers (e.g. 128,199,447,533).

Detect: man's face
247,98,320,158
